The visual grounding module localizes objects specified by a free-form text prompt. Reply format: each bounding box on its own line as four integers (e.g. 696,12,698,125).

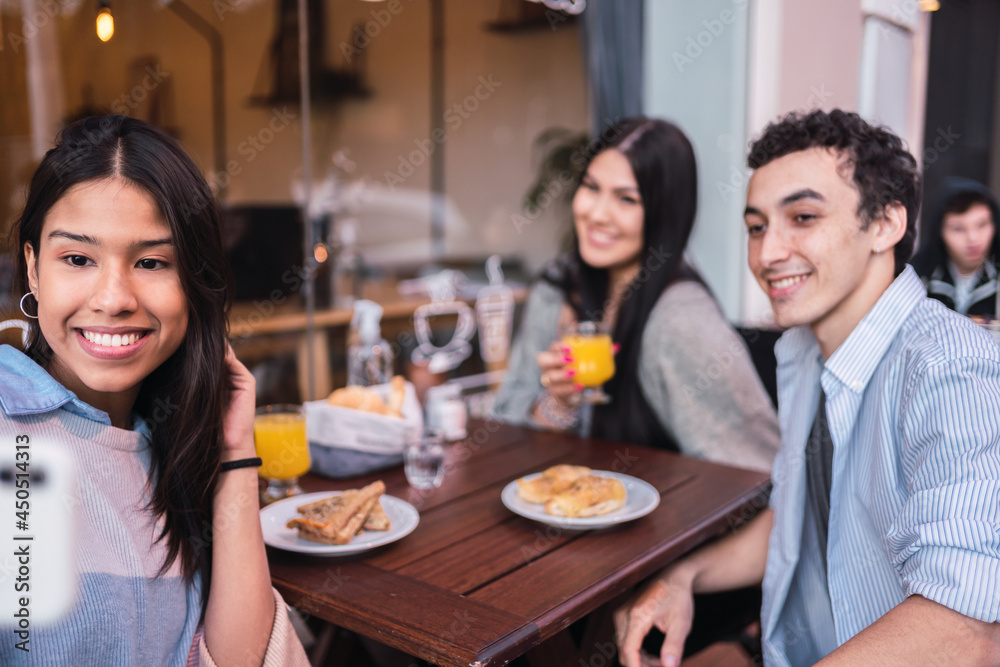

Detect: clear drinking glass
254,404,310,504
561,321,615,404
403,430,445,489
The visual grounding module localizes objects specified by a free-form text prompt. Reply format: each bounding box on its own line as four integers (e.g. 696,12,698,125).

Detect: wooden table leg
308,622,336,667
524,605,620,667
578,605,618,665
308,623,361,667
680,642,755,667
525,629,579,667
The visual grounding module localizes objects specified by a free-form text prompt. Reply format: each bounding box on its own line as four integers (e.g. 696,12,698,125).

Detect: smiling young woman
0,116,308,665
24,179,189,427
493,117,779,471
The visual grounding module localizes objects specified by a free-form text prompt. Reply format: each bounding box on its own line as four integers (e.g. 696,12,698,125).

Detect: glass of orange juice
254,404,310,504
562,321,615,404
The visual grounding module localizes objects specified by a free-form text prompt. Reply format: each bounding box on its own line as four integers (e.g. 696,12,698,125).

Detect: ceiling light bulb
314,243,329,263
97,8,114,42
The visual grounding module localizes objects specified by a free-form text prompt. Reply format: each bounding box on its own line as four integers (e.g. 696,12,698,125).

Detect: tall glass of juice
254,404,310,504
561,321,615,404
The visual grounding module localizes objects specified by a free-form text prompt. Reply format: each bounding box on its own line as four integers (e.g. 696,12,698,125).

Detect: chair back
734,326,781,410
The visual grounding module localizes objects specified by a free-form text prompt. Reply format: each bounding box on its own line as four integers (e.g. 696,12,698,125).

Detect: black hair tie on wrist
219,457,262,472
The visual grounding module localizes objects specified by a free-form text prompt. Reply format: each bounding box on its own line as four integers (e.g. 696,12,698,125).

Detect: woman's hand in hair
206,344,274,664
536,340,579,406
221,344,257,458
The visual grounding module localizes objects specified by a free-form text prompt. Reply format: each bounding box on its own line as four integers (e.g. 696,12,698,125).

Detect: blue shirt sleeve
889,355,1000,623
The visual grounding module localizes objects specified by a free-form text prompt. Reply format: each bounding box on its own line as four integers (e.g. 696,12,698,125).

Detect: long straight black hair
543,117,701,449
13,115,233,610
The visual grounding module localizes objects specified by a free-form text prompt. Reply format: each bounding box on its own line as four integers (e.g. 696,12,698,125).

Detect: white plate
501,471,660,529
260,491,419,555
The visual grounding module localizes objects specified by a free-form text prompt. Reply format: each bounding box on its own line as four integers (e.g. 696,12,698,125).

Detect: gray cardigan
492,280,780,472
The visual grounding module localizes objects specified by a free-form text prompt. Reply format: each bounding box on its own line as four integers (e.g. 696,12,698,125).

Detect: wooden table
267,420,770,667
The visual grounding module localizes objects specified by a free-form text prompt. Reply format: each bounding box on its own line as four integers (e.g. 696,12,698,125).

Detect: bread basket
303,380,423,478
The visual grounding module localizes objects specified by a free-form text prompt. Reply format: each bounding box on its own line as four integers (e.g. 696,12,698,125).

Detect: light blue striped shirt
761,266,1000,666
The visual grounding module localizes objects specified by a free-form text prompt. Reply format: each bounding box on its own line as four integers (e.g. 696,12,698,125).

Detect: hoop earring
19,292,38,320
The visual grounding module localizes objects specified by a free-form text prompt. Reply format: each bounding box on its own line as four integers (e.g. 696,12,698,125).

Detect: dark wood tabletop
266,419,770,667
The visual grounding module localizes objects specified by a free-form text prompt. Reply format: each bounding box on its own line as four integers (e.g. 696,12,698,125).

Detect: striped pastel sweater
0,347,201,667
0,346,308,666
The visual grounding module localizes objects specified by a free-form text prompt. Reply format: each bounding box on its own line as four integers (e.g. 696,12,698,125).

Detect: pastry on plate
544,475,627,518
516,464,592,504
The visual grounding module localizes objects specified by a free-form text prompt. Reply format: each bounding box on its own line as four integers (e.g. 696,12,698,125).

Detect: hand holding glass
255,404,310,504
562,321,615,404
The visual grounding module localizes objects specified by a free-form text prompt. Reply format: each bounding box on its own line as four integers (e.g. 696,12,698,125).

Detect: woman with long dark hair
0,116,307,664
494,118,778,470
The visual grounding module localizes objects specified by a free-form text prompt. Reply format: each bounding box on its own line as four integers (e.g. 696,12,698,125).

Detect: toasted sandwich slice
295,490,392,533
363,501,391,531
287,480,387,545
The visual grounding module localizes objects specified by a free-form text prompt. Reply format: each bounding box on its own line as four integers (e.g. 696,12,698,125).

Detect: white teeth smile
770,275,808,290
589,229,617,245
81,331,145,347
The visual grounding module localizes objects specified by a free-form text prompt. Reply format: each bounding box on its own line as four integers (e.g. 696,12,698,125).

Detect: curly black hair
747,109,922,275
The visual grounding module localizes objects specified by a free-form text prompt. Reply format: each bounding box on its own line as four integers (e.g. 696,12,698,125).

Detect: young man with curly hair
614,109,1000,667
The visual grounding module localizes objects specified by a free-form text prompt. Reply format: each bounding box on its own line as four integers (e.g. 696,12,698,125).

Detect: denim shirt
0,344,151,438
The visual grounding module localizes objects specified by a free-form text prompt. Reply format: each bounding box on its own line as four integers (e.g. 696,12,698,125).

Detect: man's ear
874,202,907,253
24,242,39,294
